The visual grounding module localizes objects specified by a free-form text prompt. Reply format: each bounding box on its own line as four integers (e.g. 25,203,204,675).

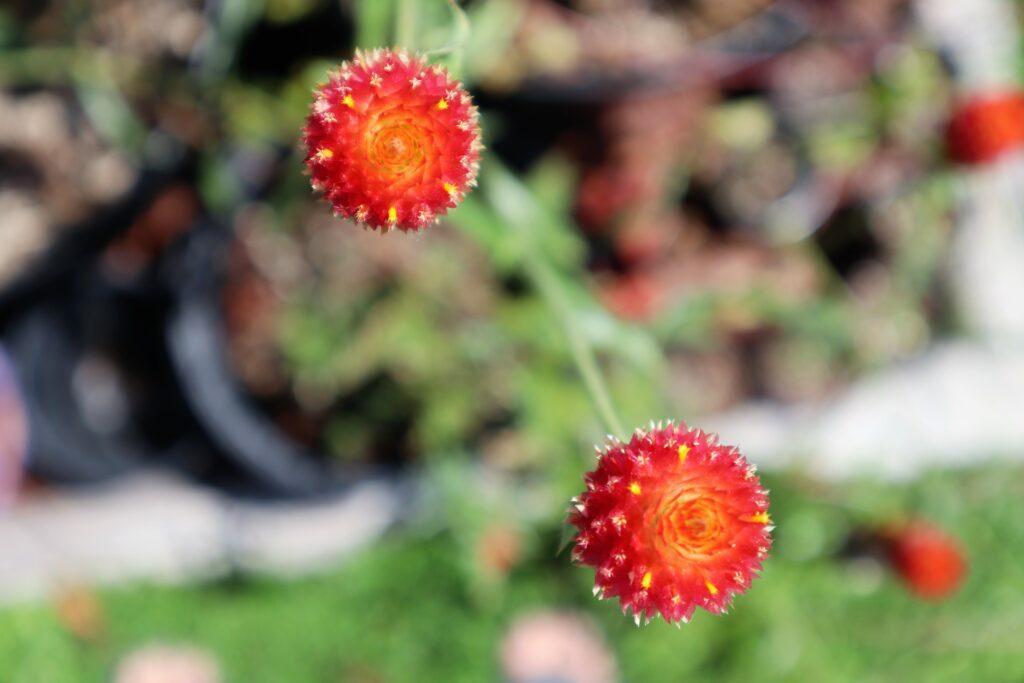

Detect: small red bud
946,91,1024,165
884,520,967,601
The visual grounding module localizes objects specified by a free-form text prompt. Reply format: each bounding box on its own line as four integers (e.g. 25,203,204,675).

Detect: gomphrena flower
883,520,967,601
569,421,771,625
946,91,1024,165
303,48,482,232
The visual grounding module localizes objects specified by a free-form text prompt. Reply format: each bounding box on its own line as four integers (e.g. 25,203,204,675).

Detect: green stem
395,0,418,49
521,258,626,441
423,0,471,79
458,162,628,440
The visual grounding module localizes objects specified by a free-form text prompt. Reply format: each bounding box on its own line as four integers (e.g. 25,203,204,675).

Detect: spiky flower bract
303,48,481,232
569,421,771,625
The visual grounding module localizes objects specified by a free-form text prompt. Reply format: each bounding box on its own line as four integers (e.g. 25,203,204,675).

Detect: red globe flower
883,520,967,601
946,91,1024,165
303,48,482,232
569,421,771,625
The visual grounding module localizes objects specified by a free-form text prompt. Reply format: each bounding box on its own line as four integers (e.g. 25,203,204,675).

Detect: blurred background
1,0,1024,680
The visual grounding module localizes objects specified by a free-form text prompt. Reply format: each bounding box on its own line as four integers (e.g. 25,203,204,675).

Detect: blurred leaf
462,0,524,86
452,194,526,273
199,0,265,85
74,82,146,155
264,0,324,24
806,121,877,172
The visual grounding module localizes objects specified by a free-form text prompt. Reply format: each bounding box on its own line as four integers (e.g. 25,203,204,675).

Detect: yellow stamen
342,94,355,108
442,182,457,195
705,580,719,595
744,512,771,524
678,444,690,463
641,572,652,589
436,99,448,110
317,148,333,160
628,482,642,496
387,207,397,223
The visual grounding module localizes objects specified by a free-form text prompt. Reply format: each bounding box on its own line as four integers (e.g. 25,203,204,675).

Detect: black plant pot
162,221,400,499
2,265,208,484
0,132,192,328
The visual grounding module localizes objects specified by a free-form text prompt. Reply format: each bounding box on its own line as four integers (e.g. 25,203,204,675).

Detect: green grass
2,466,1024,682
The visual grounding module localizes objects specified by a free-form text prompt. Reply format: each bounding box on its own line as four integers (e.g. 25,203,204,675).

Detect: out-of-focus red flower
569,422,771,624
476,523,523,577
883,520,967,600
598,274,664,322
53,585,106,643
303,48,482,232
103,185,199,278
946,92,1024,165
575,167,645,232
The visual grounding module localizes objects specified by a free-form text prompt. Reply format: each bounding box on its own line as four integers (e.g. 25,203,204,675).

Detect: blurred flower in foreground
569,422,771,625
946,91,1024,165
114,644,222,683
0,347,27,510
598,273,664,322
476,523,523,579
883,520,967,600
54,585,106,643
303,48,482,232
500,610,619,683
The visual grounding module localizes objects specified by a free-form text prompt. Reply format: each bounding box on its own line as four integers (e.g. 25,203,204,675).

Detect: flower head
303,48,482,232
569,421,771,624
883,520,966,601
946,91,1024,165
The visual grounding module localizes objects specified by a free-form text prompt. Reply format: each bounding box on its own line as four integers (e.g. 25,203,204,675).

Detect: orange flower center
648,486,731,561
364,115,431,182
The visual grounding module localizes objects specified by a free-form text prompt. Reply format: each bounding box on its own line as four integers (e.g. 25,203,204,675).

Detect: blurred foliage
0,0,966,444
1,466,1023,682
2,0,1023,678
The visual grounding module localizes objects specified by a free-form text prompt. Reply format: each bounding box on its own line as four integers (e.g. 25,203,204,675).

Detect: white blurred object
949,156,1024,343
0,472,403,605
230,478,403,576
708,342,1024,481
915,0,1019,87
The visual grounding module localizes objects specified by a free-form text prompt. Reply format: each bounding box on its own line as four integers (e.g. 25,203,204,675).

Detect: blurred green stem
424,0,470,78
395,0,418,49
471,158,627,440
355,0,394,48
521,257,627,440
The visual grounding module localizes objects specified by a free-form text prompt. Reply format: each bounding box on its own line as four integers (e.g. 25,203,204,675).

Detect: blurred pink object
0,348,27,509
113,645,222,683
500,610,619,683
